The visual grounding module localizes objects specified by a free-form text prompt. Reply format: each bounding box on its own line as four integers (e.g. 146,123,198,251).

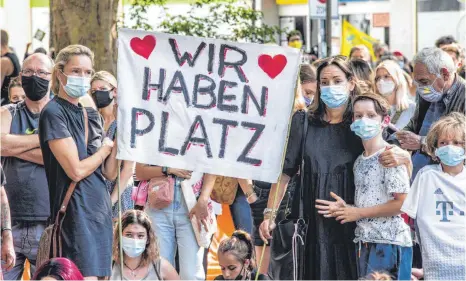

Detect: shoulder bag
36,107,89,267
210,176,238,205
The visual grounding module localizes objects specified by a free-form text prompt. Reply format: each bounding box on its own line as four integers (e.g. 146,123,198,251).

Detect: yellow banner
341,20,378,61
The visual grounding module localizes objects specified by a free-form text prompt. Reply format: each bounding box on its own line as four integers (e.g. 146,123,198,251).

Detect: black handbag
269,113,309,280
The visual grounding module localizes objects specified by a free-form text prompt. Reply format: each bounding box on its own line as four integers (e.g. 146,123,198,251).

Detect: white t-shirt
401,164,466,280
353,149,412,247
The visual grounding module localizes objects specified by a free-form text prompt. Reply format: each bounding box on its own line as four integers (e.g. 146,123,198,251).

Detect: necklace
124,259,143,278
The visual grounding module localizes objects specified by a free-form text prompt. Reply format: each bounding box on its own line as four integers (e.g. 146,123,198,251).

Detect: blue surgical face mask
121,237,147,258
417,77,444,103
350,118,382,140
435,145,465,167
60,72,91,99
320,85,349,108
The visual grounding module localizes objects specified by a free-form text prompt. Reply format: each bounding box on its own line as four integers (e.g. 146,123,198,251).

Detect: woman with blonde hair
39,44,115,279
111,210,179,280
374,60,416,135
91,71,135,219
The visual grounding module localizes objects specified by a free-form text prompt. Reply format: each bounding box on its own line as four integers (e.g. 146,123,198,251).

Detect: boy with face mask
316,93,412,280
401,113,466,280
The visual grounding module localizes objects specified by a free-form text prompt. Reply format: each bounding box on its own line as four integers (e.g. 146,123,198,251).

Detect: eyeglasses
22,69,52,79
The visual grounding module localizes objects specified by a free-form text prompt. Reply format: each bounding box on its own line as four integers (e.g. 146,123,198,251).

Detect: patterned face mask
416,77,444,102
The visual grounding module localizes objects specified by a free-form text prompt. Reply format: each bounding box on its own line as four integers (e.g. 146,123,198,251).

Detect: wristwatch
162,166,169,176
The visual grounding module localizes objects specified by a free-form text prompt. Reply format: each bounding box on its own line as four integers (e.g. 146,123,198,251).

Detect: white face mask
377,79,396,96
121,237,147,258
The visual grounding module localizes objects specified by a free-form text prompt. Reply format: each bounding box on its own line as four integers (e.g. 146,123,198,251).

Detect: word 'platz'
117,29,300,182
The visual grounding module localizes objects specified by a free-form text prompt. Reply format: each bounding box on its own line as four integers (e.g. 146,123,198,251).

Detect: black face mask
93,90,114,109
21,75,49,101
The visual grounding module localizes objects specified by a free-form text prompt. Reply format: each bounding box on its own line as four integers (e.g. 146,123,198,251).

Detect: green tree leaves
128,0,285,43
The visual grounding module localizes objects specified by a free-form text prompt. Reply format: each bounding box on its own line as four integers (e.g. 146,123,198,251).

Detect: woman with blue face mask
39,45,116,279
259,56,413,280
111,210,179,281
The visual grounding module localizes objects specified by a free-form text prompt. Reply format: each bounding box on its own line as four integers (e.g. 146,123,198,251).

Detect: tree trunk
50,0,119,74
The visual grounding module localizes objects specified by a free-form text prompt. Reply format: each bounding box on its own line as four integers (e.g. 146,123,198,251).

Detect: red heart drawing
130,35,156,59
258,54,287,79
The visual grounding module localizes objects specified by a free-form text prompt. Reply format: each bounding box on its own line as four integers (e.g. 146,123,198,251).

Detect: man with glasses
396,47,465,179
0,53,52,280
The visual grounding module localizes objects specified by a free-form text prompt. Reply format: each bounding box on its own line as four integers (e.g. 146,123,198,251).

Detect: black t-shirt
39,96,112,277
1,52,20,105
3,101,50,221
214,270,268,280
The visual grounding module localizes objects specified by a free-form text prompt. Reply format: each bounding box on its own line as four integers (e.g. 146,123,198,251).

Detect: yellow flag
341,20,379,61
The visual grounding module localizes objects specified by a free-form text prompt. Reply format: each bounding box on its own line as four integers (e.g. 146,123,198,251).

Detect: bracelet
1,227,12,233
263,208,278,217
264,213,276,220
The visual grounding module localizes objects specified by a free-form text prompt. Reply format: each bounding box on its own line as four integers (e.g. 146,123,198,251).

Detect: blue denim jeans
356,242,413,280
3,221,45,280
229,188,253,234
146,180,205,280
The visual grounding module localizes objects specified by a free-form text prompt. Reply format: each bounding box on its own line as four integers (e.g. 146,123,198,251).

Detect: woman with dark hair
215,230,268,280
259,56,412,280
349,59,374,94
33,258,84,280
111,210,179,281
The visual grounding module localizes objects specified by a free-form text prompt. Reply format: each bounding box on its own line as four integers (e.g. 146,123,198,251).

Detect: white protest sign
117,29,300,183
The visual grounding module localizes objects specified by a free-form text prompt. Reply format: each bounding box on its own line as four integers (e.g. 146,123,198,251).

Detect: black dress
283,111,363,280
39,97,112,277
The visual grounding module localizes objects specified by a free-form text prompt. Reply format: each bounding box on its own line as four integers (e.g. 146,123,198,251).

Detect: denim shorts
356,242,413,280
250,184,293,246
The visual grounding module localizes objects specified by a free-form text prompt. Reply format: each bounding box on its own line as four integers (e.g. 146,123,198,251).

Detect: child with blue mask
402,112,466,280
316,93,413,280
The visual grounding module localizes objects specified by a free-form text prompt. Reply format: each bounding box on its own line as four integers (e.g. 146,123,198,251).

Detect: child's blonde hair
425,112,466,159
363,272,392,280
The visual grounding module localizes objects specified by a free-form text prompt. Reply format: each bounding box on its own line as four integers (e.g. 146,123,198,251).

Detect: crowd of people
0,26,465,281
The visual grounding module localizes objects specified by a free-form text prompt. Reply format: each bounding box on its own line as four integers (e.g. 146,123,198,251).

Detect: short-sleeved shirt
1,52,20,105
39,96,112,277
2,101,49,221
353,148,412,247
401,164,466,280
